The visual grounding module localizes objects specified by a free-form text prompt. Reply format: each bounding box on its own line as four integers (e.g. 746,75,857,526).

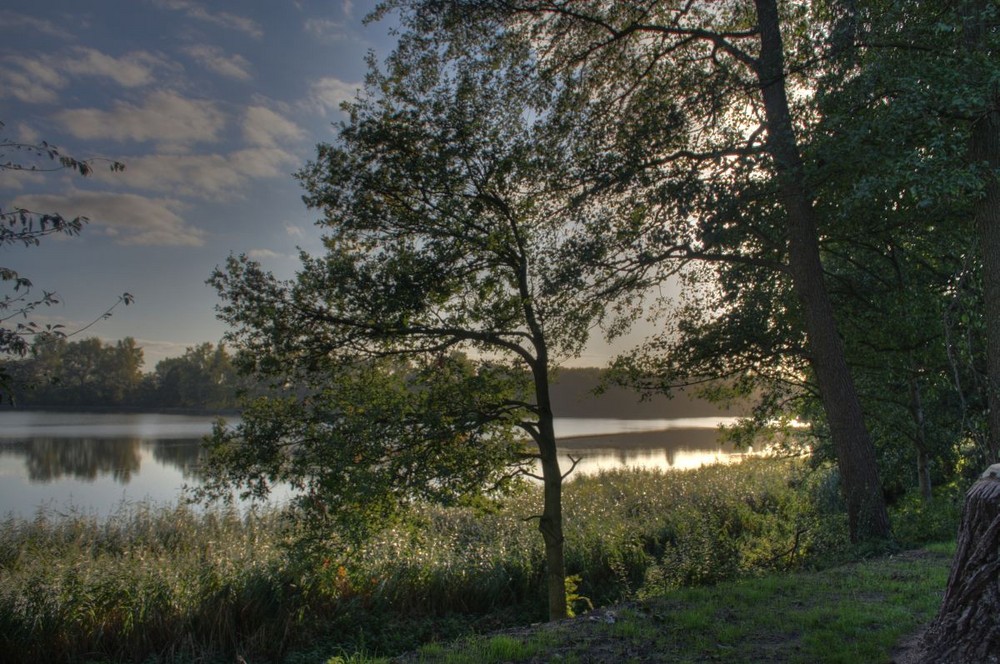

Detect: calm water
0,411,744,519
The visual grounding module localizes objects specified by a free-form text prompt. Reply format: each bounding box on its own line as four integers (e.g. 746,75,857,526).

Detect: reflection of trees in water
150,439,204,479
562,428,732,469
0,436,205,484
10,437,143,483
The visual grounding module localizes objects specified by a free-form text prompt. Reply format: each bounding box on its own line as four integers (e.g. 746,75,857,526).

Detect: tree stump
919,464,1000,663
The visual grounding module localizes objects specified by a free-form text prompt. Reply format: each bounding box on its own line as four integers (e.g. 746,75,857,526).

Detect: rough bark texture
754,0,891,541
919,465,1000,663
972,100,1000,464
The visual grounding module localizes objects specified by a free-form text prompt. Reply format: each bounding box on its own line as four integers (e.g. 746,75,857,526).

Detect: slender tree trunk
919,465,1000,663
531,357,567,621
910,370,934,501
754,0,891,542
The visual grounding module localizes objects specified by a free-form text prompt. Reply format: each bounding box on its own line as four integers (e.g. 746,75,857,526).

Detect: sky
1,0,652,369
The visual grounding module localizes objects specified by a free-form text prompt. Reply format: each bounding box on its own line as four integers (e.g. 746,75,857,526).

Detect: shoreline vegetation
0,458,962,663
3,361,745,421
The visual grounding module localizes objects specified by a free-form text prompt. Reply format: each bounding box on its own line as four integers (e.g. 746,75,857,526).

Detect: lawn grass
393,542,953,664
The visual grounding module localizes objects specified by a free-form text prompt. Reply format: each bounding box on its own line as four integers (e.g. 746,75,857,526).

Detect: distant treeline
2,337,736,417
3,336,241,411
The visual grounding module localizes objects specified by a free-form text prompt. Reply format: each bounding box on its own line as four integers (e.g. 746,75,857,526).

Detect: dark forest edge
0,336,741,419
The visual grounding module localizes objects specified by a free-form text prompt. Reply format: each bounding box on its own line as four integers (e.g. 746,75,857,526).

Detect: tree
959,0,1000,464
151,342,239,409
9,335,145,407
206,39,641,620
0,122,131,400
383,0,891,541
919,464,1000,663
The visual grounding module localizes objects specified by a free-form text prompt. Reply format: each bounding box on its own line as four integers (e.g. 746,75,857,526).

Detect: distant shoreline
1,405,240,417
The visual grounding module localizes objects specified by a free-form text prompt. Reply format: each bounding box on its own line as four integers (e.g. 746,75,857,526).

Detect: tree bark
531,352,567,621
910,372,934,502
971,99,1000,464
754,0,891,542
919,465,1000,663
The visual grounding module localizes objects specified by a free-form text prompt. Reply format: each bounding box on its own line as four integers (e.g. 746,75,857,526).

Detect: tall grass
0,458,954,662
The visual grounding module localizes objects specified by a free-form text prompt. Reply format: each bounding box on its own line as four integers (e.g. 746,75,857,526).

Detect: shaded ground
393,548,951,663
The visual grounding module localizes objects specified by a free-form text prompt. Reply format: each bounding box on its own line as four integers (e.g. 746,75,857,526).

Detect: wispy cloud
61,48,161,86
304,18,347,40
247,248,284,259
243,107,304,147
0,10,73,39
92,147,300,200
152,0,263,38
131,338,202,365
0,56,65,103
55,90,227,147
182,44,253,81
11,192,205,246
308,76,360,115
0,48,164,104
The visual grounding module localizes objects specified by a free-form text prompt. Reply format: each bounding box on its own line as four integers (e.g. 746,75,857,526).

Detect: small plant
565,574,593,618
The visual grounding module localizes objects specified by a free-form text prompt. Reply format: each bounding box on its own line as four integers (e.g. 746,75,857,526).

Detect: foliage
379,0,905,540
206,22,657,620
199,356,529,547
0,121,130,400
149,341,241,410
3,337,241,411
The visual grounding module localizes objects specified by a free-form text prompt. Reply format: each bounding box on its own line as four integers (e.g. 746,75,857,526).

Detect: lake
0,410,746,519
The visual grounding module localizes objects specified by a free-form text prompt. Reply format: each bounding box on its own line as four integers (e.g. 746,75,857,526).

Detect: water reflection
0,411,746,519
0,436,205,483
556,427,749,478
149,439,205,479
13,437,143,482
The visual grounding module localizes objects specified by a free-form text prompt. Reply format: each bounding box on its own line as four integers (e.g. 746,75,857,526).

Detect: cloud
55,90,227,147
0,48,163,104
130,338,201,366
182,44,253,80
0,10,73,39
247,248,283,259
10,192,205,246
308,76,360,114
61,48,160,87
0,56,65,103
243,107,304,147
14,122,41,145
92,147,300,200
284,222,305,238
152,0,263,38
304,18,347,40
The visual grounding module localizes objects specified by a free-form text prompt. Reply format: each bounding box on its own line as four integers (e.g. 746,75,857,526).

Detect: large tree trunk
919,465,1000,663
972,99,1000,464
960,0,1000,466
754,0,891,542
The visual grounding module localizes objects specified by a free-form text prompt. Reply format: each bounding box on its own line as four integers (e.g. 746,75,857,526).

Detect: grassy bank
392,543,954,664
0,459,962,663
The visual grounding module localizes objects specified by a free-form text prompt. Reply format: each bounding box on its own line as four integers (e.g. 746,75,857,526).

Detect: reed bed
0,458,954,662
